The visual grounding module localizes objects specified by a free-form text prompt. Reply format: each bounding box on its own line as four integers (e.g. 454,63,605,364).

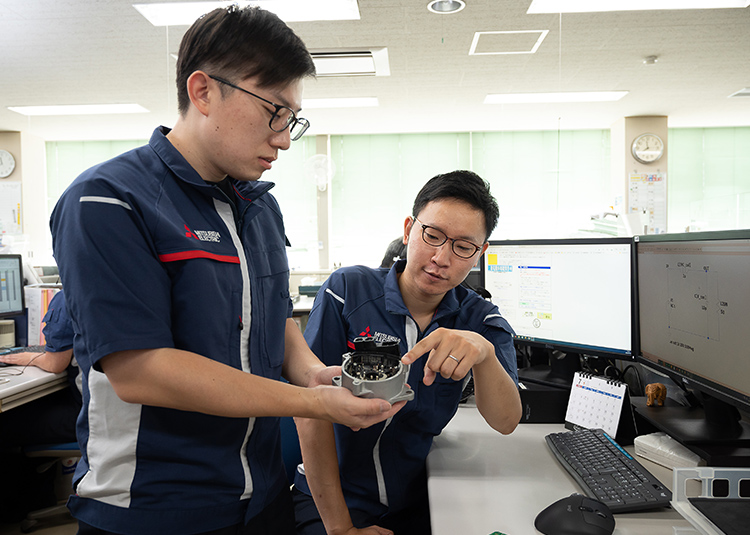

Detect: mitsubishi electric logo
357,326,400,344
184,224,221,243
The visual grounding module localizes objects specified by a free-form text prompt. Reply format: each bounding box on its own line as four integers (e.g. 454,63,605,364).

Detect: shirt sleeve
50,176,175,371
481,307,519,385
302,274,351,366
42,292,75,353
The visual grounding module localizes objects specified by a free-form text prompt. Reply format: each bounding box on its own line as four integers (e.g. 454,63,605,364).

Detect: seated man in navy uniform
293,171,522,535
0,290,79,522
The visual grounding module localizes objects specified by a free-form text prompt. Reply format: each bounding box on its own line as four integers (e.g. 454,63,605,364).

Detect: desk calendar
565,372,629,439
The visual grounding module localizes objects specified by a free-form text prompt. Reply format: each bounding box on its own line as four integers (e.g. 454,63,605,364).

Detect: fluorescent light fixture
134,1,361,26
484,91,628,104
312,49,390,77
469,30,549,56
528,0,750,13
303,97,379,109
8,104,149,116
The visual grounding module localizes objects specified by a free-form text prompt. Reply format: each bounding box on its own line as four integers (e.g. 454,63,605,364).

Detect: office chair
21,441,79,533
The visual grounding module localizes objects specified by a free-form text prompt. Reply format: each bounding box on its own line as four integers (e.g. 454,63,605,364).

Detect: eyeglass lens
420,224,478,258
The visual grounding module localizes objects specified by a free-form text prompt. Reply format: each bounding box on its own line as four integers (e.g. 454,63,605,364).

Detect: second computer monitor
1,254,25,319
482,237,636,360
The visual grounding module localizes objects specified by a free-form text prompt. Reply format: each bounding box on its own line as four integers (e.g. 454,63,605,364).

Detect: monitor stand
518,350,580,390
632,396,750,467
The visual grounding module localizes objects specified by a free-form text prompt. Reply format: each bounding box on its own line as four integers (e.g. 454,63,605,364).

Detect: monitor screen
0,254,25,318
482,237,636,361
636,230,750,451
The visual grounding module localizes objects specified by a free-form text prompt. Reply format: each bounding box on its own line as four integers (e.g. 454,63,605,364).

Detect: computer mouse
534,493,615,535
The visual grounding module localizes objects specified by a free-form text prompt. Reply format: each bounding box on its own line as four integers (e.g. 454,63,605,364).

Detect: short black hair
412,170,499,240
175,5,316,115
380,237,407,268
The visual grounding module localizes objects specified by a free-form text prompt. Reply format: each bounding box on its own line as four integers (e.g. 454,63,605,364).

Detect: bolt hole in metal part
333,337,415,403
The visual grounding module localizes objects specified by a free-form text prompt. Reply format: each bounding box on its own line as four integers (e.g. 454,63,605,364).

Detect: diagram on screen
665,260,729,341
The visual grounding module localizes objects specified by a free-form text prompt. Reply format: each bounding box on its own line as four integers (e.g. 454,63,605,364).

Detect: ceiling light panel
528,0,750,13
8,104,149,116
484,91,629,104
470,30,549,55
134,0,361,26
303,97,379,109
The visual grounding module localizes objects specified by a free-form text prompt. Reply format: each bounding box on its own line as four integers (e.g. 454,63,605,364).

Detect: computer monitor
461,265,484,293
635,230,750,462
482,237,637,387
0,254,25,318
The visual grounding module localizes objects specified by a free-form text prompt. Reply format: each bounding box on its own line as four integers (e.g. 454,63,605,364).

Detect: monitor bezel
0,253,26,319
481,236,638,361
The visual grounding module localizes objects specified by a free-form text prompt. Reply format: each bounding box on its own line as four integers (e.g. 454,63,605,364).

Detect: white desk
293,295,316,314
292,295,316,333
427,405,692,535
0,366,68,412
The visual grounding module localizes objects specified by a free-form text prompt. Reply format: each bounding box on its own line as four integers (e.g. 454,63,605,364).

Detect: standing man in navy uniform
50,7,401,535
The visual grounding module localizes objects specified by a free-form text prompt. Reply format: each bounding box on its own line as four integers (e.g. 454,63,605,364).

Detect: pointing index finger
401,337,429,365
401,329,443,365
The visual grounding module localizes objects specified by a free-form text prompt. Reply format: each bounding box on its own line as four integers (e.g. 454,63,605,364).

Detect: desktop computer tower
518,382,570,423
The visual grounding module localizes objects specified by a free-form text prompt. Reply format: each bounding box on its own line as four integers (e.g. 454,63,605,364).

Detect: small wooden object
645,383,667,407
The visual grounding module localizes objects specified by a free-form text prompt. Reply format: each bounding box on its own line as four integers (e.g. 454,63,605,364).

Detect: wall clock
0,149,16,178
631,133,664,164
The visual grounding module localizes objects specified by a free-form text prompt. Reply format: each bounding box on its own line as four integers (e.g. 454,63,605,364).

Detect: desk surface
0,366,68,412
427,405,693,535
292,295,316,314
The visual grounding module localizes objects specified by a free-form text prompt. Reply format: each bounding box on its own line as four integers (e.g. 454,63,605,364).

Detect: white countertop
427,404,692,535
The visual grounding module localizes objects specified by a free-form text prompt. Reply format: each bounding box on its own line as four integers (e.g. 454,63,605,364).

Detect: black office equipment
0,345,46,355
481,238,637,389
545,428,671,513
635,230,750,466
518,381,570,423
535,493,615,535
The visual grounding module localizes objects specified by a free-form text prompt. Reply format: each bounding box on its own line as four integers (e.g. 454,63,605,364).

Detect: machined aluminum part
333,341,414,403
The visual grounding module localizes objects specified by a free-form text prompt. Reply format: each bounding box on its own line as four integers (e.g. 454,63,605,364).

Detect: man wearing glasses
294,171,522,535
50,6,401,535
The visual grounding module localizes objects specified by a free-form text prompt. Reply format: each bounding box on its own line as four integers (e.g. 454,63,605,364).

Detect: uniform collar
149,126,275,201
384,259,461,323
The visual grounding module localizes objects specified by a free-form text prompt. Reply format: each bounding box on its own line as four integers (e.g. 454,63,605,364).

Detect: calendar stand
564,372,637,445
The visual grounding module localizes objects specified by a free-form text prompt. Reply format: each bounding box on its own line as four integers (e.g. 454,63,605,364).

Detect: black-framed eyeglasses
411,217,482,259
208,75,310,141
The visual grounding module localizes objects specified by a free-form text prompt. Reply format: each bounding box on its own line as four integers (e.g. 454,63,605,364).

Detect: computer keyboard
0,345,46,356
545,428,672,513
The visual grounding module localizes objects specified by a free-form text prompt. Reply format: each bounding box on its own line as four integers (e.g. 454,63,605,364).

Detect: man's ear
186,71,213,117
473,242,489,267
403,216,414,244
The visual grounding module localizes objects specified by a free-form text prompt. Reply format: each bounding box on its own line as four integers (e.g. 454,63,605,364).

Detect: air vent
469,30,549,55
311,48,390,77
728,88,750,98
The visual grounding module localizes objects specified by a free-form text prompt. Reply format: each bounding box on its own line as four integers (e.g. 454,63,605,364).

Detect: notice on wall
628,173,666,234
0,181,23,236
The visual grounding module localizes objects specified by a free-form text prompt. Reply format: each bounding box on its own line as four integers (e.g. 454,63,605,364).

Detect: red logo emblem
184,224,198,240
